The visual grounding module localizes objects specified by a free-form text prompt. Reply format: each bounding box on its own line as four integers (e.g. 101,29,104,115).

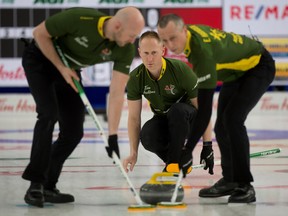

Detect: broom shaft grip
249,148,281,158
192,148,281,170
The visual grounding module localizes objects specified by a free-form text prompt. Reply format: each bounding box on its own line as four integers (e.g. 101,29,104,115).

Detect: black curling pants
214,49,276,184
140,103,197,164
21,42,85,188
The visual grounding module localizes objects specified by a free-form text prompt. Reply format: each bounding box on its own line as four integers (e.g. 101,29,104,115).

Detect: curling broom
163,148,282,173
156,147,281,209
54,42,155,212
157,170,187,209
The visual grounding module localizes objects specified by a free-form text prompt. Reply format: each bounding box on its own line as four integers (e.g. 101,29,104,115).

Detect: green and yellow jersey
45,7,134,73
127,58,198,115
184,25,265,89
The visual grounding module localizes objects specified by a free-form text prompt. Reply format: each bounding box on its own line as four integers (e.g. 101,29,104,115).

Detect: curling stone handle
146,172,178,184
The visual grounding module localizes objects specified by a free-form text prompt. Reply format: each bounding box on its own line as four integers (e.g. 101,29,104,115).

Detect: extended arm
107,70,129,135
202,121,213,143
188,88,215,174
188,88,215,150
123,99,142,172
105,70,129,158
33,21,79,92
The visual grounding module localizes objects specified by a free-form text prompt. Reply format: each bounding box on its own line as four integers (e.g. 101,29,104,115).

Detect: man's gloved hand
105,134,120,159
179,149,193,178
200,142,214,175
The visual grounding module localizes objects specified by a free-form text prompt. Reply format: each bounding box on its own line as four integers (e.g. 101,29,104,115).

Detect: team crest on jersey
100,48,112,60
164,84,176,95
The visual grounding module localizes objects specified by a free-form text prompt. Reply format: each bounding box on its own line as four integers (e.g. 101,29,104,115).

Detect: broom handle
54,42,144,205
192,148,281,170
250,148,281,158
75,80,144,205
171,170,183,203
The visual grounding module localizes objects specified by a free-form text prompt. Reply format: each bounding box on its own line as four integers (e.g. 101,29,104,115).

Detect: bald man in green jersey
158,14,275,203
123,31,198,178
21,7,144,207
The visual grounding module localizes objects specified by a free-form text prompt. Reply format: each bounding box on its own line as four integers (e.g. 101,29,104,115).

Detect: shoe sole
228,196,256,203
199,190,235,198
44,194,75,203
44,198,74,203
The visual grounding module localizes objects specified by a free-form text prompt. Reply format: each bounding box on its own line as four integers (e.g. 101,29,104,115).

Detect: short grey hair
157,14,185,29
138,31,162,46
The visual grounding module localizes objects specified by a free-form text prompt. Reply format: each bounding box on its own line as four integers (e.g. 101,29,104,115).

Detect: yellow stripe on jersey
216,54,262,71
98,16,111,38
190,25,211,43
145,58,167,80
158,58,167,80
80,16,94,20
184,30,192,57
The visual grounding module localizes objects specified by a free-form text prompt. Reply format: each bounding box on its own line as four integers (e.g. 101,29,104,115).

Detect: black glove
105,134,120,159
179,149,193,178
200,144,214,175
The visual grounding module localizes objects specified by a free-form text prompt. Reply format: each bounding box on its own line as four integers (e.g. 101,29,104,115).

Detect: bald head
107,7,145,46
115,7,145,30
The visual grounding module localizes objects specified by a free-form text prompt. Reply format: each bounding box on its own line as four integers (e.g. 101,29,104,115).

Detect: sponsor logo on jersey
100,48,112,60
164,84,176,95
143,85,155,95
198,74,211,83
74,36,88,48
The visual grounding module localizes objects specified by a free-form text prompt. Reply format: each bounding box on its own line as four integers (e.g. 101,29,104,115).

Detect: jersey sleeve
179,62,198,99
192,48,218,89
127,68,142,100
112,44,135,75
188,31,218,89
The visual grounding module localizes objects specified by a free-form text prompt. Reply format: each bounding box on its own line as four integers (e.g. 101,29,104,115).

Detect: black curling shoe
228,184,256,203
24,183,44,208
44,188,74,203
199,178,238,197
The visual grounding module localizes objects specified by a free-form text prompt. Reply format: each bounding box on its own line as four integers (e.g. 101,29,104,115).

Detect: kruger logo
100,48,112,60
165,84,176,95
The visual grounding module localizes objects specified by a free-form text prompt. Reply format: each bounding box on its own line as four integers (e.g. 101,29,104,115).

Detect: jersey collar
146,57,167,81
184,29,192,57
98,16,112,38
158,57,167,80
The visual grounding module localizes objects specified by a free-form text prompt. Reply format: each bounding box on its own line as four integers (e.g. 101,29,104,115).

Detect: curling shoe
44,188,74,203
199,178,238,197
228,184,256,203
24,182,44,208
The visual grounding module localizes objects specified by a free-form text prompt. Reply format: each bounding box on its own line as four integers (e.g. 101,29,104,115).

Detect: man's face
157,21,187,55
114,22,143,47
114,28,138,47
138,37,165,73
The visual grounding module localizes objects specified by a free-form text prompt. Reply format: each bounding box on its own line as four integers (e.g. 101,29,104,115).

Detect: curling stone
139,172,184,205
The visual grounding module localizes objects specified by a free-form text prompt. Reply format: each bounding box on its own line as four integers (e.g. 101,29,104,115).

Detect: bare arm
33,21,79,92
123,99,142,172
187,89,215,150
190,96,213,142
190,95,213,143
107,70,129,135
190,97,198,109
202,121,213,142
